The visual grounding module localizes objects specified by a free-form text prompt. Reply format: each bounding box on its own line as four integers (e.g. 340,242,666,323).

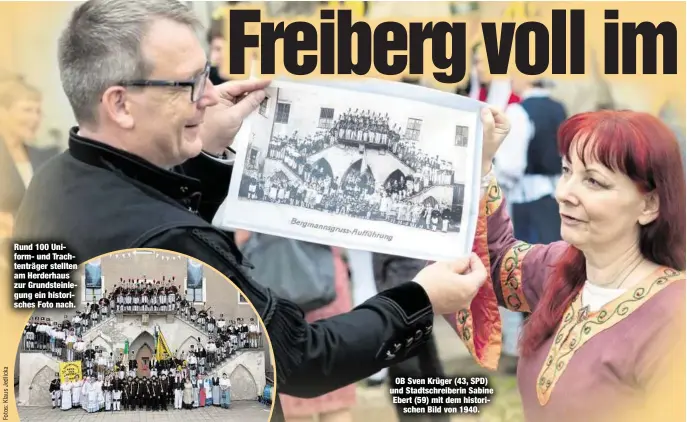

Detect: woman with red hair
456,108,685,422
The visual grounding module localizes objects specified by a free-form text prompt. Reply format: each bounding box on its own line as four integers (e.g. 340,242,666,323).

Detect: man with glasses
14,0,503,419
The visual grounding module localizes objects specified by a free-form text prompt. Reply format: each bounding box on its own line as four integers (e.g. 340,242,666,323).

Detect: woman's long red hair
519,110,686,357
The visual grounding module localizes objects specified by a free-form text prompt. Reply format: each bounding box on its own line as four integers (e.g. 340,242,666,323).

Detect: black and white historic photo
216,79,483,261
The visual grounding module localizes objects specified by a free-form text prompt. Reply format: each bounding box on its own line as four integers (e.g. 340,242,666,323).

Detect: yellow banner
155,328,172,361
59,361,82,383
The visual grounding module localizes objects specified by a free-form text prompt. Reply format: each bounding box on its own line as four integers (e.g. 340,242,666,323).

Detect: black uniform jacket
14,129,435,417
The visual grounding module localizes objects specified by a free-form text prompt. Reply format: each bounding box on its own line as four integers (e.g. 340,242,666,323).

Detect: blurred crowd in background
0,1,684,421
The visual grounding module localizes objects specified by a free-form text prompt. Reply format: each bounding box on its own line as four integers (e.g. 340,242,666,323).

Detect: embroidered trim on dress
536,267,684,406
484,176,503,217
500,242,534,313
450,178,504,371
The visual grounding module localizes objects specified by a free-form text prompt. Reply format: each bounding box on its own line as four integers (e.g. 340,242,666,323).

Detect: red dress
446,176,685,422
279,248,357,418
199,380,206,407
478,86,521,105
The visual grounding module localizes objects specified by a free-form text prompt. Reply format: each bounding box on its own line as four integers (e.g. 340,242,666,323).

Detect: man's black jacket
14,129,435,413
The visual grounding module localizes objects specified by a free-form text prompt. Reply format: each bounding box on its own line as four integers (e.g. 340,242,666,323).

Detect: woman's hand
480,106,511,176
234,230,252,247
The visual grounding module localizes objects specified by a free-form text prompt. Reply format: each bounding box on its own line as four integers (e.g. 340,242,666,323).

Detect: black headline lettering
12,243,79,310
604,9,678,74
226,7,679,79
229,9,467,82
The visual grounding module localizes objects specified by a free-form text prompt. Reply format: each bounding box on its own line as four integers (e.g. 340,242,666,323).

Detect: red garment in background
479,86,521,105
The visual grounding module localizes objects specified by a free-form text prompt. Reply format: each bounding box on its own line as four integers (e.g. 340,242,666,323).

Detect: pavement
17,401,272,422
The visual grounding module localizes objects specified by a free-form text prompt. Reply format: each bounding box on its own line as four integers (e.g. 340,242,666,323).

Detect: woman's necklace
577,256,644,323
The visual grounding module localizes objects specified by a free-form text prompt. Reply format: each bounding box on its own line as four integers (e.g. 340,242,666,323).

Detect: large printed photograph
216,79,483,261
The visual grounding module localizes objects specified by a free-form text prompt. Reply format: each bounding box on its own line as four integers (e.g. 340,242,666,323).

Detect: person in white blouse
95,374,105,410
82,376,98,413
103,374,113,411
219,373,231,409
71,376,83,408
187,350,198,379
72,313,82,337
94,351,105,377
65,331,76,361
248,318,259,348
204,375,213,406
48,324,56,356
60,378,72,410
106,352,114,373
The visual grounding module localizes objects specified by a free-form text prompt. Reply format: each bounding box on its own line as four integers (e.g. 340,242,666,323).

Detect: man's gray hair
58,0,201,126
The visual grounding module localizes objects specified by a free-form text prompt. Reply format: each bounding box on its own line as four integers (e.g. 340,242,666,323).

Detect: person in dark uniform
13,1,495,419
128,352,137,378
197,308,207,329
159,373,169,411
84,344,96,377
124,376,135,410
441,207,452,233
49,373,61,409
198,345,207,375
131,376,140,410
89,300,99,326
112,376,122,411
99,295,110,319
149,375,159,411
139,376,149,411
430,208,442,231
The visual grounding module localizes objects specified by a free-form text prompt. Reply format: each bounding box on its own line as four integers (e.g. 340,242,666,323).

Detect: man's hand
200,79,270,155
480,106,511,176
412,253,488,315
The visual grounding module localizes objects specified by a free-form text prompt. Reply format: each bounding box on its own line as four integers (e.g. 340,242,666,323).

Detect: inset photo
15,249,274,421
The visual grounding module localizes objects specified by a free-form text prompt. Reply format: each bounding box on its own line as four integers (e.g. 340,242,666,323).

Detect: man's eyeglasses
119,62,211,103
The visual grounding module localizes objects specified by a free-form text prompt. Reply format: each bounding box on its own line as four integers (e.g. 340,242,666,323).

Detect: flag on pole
359,144,367,180
124,339,129,355
155,326,173,361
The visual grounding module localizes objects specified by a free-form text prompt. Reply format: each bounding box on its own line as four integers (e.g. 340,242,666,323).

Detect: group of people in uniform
22,316,88,362
108,277,182,313
179,306,262,349
267,131,330,165
239,105,462,233
49,370,232,412
331,108,401,147
32,272,264,413
37,316,262,412
32,317,260,388
45,331,249,412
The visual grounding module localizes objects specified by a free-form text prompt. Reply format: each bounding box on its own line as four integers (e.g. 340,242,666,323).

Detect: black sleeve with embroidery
176,152,234,223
